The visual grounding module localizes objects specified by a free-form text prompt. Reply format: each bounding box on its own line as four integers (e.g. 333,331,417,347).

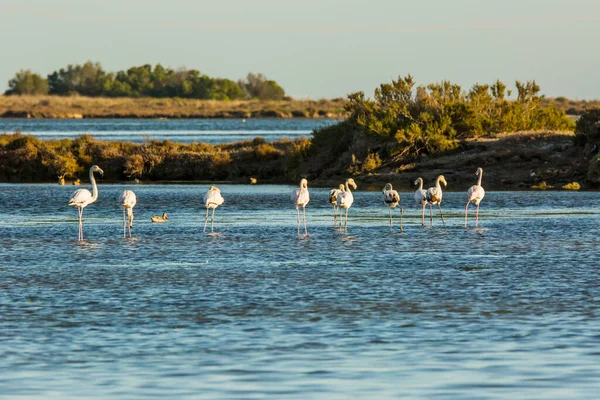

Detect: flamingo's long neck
90,170,98,201
345,181,352,194
436,177,442,190
477,169,483,186
418,178,423,190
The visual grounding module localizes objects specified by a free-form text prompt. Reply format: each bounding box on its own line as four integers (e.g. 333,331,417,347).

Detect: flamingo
337,178,357,229
383,183,403,231
151,212,168,223
68,165,103,241
291,178,310,236
414,177,428,227
119,190,137,238
329,183,344,227
425,175,447,228
465,167,486,227
203,186,224,233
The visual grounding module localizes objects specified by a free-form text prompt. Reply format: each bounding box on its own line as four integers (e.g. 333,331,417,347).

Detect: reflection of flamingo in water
68,165,103,241
203,186,224,233
414,177,428,227
291,178,310,236
425,175,447,228
382,183,403,231
329,183,344,227
465,167,486,227
337,178,357,229
119,190,137,238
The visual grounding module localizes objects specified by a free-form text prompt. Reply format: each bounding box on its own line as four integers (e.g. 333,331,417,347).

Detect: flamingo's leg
204,207,209,233
211,207,216,232
438,204,446,229
475,203,480,227
421,204,425,227
388,207,392,231
465,200,471,228
297,207,300,235
303,205,308,236
333,205,337,227
345,208,349,229
429,203,433,228
123,208,126,238
399,207,404,232
79,208,84,241
129,211,133,238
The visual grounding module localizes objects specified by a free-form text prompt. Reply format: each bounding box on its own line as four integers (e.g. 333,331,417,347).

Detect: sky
0,0,598,99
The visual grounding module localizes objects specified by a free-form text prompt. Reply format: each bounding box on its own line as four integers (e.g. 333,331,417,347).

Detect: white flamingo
68,165,103,241
465,167,486,227
291,178,310,236
337,178,357,229
382,183,403,231
414,177,428,227
329,183,344,227
119,190,137,238
203,186,224,233
425,175,447,228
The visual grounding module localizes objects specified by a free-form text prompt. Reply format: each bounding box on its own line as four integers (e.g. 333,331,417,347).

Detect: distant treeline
4,62,285,100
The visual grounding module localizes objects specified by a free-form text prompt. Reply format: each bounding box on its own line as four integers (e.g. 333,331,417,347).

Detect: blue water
0,118,340,144
1,184,599,399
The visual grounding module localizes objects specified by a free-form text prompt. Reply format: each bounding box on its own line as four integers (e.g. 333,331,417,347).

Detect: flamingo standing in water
337,178,357,229
119,190,137,238
203,186,224,233
465,167,486,227
68,165,103,241
291,178,310,236
382,183,403,231
414,177,428,227
425,175,447,228
329,183,344,227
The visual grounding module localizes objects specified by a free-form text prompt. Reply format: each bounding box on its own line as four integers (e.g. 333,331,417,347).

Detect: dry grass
542,97,600,116
0,95,348,119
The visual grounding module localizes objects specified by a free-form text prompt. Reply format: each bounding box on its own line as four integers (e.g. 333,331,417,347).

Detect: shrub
574,108,600,146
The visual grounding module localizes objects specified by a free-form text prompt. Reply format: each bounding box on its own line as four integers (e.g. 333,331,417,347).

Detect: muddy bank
323,132,592,191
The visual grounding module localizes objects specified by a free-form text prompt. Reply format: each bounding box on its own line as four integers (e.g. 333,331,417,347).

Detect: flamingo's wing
329,188,340,204
338,192,353,208
414,189,427,205
470,186,485,203
296,188,310,206
69,188,92,206
120,190,137,208
384,189,399,204
426,187,441,203
205,189,224,207
291,188,300,203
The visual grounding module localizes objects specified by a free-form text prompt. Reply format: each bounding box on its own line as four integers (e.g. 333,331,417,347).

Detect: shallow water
1,184,599,399
0,118,340,144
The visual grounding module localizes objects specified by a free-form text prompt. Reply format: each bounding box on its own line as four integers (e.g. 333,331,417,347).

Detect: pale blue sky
0,0,598,99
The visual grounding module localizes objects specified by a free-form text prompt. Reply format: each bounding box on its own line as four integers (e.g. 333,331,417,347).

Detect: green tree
5,70,49,95
239,73,286,100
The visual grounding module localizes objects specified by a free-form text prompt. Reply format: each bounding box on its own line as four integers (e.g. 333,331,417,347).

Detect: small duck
151,212,168,223
73,178,81,186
